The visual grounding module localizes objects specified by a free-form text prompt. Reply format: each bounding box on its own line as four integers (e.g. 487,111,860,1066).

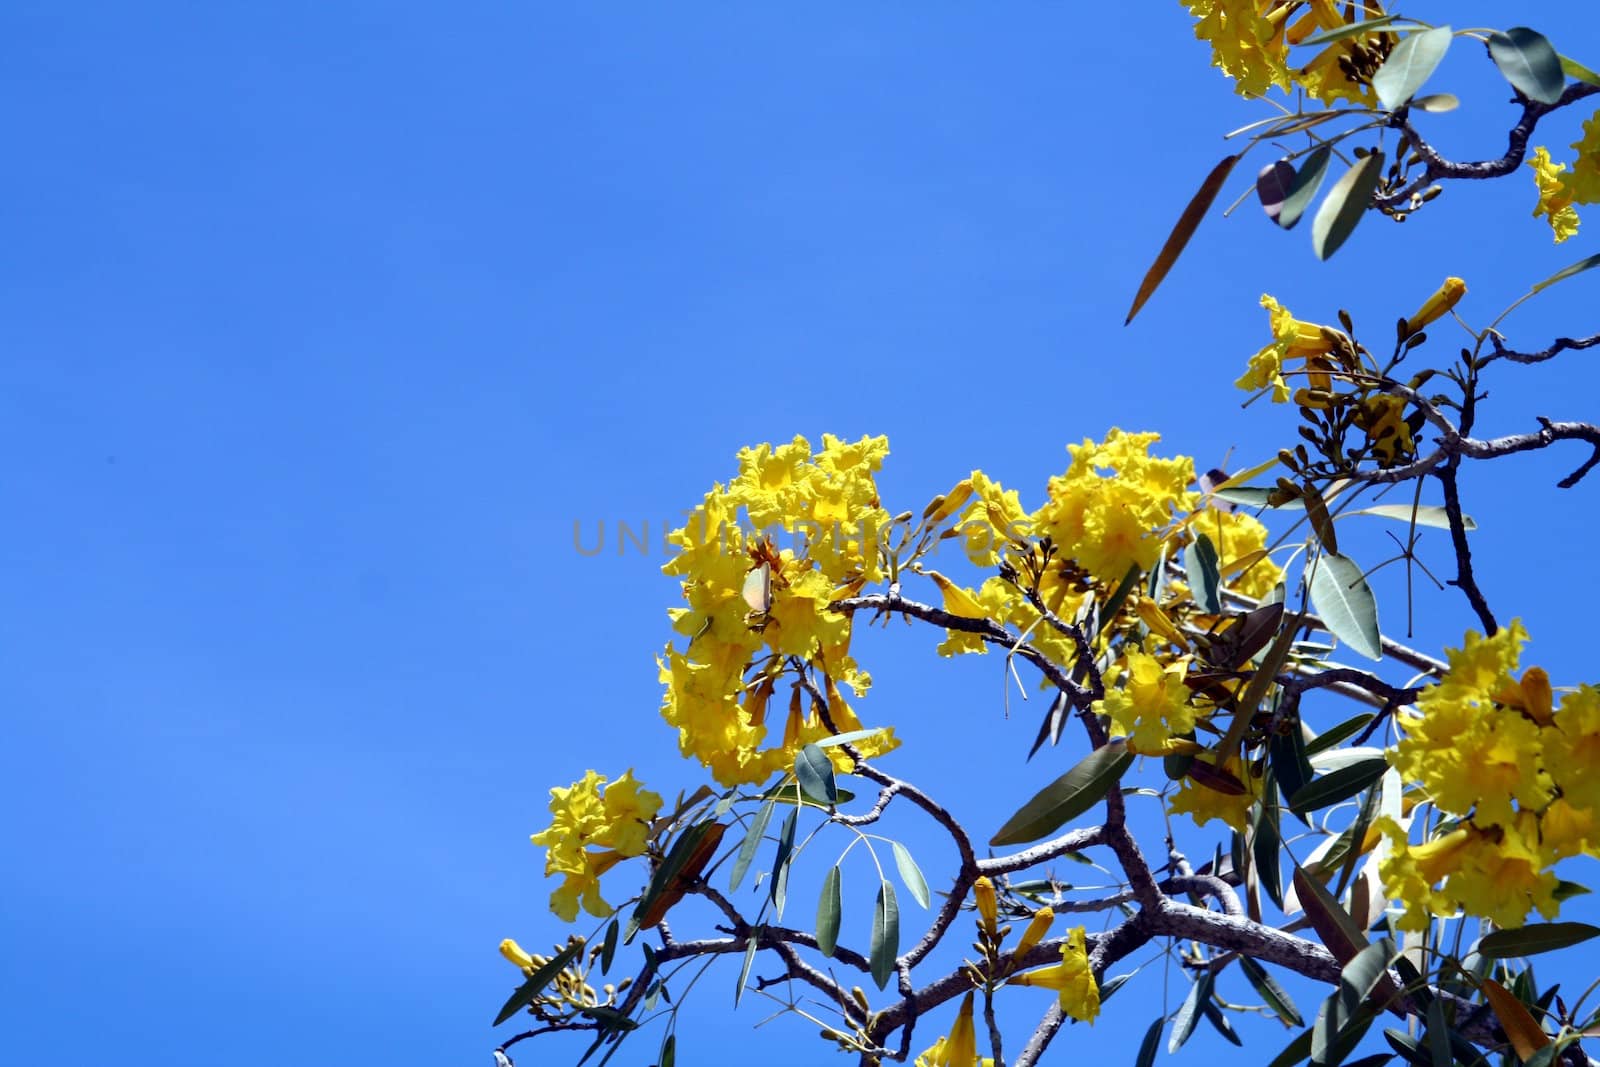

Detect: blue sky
4,3,1599,1065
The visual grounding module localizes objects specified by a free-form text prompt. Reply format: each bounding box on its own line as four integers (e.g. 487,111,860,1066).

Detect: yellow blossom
499,938,535,973
1390,622,1551,828
1097,649,1197,754
1236,295,1346,403
1181,0,1293,97
1560,108,1600,203
1529,146,1581,242
1404,277,1466,334
530,770,663,921
1545,685,1600,813
1032,430,1196,586
1007,926,1100,1023
1168,756,1261,831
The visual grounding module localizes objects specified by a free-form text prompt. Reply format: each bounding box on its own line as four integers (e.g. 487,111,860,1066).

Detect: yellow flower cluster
1529,110,1600,243
1097,648,1197,754
1182,0,1393,103
529,769,664,921
1036,430,1198,586
1381,622,1600,928
1007,926,1101,1023
660,434,899,786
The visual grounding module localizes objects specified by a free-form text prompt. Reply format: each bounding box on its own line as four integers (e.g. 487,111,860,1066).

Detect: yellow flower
1376,816,1474,932
1097,649,1197,754
661,436,899,785
1378,815,1562,930
530,770,663,921
1008,926,1100,1023
1032,430,1196,586
500,938,535,973
1560,108,1600,203
1545,685,1600,814
1404,277,1466,334
1182,0,1293,97
957,471,1031,568
1236,295,1345,403
1529,146,1581,242
1168,756,1261,831
1390,622,1551,828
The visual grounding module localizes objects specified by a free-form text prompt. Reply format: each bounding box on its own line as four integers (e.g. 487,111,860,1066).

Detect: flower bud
1013,906,1055,960
973,876,998,939
1405,277,1466,335
500,938,535,972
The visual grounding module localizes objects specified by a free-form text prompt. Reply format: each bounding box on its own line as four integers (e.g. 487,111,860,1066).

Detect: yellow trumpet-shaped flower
1007,926,1100,1023
1404,277,1466,334
500,938,535,973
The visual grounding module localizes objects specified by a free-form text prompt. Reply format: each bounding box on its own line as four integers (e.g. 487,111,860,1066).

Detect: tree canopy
495,7,1600,1067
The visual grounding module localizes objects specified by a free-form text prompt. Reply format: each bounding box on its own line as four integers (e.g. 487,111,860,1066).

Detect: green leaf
1254,781,1285,909
1553,879,1591,901
494,940,582,1026
1289,756,1390,815
1425,998,1453,1067
1342,504,1475,531
1530,250,1600,294
1382,1027,1429,1067
1411,92,1460,112
816,867,842,957
756,783,856,808
1560,53,1600,87
1214,485,1305,510
1280,145,1332,231
770,807,798,911
869,881,900,990
1477,921,1600,958
1339,938,1398,1016
1293,867,1368,965
600,918,620,975
1202,999,1245,1046
1272,724,1316,801
1185,532,1223,613
1170,971,1214,1053
891,841,931,909
1242,957,1305,1027
730,798,776,892
1373,26,1453,109
1296,13,1404,47
813,728,891,749
1269,1026,1316,1067
794,744,838,805
1125,154,1241,325
1135,1017,1165,1067
1305,713,1376,755
1312,150,1385,261
990,740,1135,846
659,1033,676,1067
735,926,760,1006
1310,552,1382,660
1488,28,1565,104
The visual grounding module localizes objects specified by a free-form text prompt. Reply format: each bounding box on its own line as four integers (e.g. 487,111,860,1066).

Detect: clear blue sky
4,4,1599,1066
